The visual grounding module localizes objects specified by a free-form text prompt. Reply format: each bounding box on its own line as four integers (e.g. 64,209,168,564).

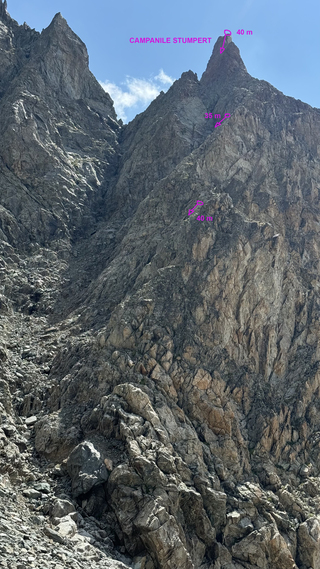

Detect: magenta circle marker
220,29,232,54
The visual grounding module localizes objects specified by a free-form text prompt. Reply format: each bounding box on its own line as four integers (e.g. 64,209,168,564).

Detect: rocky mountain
1,2,320,568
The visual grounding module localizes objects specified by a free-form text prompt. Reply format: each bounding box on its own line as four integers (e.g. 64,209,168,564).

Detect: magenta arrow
215,113,231,128
220,29,232,54
220,35,226,54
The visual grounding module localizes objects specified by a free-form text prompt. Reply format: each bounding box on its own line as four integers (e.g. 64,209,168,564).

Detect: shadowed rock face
0,5,119,251
1,2,320,568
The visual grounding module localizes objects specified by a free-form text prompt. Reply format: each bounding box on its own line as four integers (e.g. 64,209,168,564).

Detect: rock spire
0,0,8,18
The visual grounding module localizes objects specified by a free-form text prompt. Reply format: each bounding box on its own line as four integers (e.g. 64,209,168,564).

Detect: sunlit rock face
1,2,320,567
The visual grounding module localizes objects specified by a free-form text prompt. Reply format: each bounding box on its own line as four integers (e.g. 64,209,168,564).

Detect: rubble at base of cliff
0,475,131,569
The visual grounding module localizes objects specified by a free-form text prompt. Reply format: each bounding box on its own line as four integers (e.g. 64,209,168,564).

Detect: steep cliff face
1,3,320,569
0,5,119,252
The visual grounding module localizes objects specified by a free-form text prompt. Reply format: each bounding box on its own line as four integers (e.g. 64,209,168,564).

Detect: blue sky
6,0,320,124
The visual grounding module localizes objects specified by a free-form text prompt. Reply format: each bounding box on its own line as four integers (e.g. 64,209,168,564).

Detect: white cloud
155,69,175,85
99,69,175,123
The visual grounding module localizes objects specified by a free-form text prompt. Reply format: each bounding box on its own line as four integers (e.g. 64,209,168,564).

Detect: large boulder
56,515,77,538
232,525,297,569
66,441,109,497
134,499,194,569
297,516,320,568
51,498,75,518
